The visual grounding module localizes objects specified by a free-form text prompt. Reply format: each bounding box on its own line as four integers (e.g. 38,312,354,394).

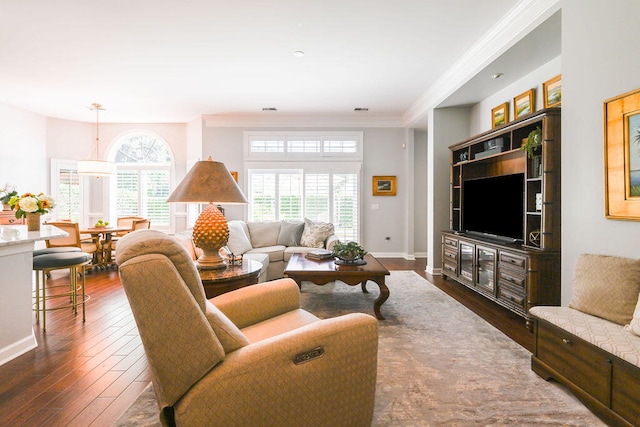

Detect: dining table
80,226,132,268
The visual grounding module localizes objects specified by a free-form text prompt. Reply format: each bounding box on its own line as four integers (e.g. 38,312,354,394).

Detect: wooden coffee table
284,253,390,320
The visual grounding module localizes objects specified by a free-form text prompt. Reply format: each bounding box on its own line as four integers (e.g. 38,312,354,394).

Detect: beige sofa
530,254,640,426
178,219,339,281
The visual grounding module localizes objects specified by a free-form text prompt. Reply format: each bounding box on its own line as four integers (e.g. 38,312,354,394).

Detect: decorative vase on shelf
26,213,42,232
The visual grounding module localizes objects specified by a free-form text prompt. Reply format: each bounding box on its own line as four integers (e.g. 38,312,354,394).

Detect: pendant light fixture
77,103,117,177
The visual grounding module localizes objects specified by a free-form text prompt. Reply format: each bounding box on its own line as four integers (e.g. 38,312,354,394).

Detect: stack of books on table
305,249,334,261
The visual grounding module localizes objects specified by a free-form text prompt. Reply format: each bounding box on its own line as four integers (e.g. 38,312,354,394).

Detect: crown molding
403,0,561,128
203,113,405,128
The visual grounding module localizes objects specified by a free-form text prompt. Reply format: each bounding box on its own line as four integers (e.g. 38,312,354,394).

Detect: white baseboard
0,331,37,367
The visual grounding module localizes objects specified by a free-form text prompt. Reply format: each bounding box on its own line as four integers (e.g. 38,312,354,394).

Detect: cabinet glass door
476,246,496,294
459,242,474,284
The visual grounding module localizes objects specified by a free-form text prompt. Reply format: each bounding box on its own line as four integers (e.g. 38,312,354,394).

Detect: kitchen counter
0,224,66,365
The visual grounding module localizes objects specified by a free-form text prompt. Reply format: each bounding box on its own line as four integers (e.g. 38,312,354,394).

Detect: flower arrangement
0,183,17,205
8,192,56,218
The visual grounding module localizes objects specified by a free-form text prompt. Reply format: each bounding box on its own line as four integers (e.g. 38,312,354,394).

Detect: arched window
109,132,173,230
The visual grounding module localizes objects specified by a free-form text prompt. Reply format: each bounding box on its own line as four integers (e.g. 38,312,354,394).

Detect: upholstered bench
530,254,640,426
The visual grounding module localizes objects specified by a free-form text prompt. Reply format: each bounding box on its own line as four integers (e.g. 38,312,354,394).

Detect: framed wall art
230,171,238,182
372,176,396,196
491,103,509,128
543,74,562,108
514,89,535,120
604,87,640,220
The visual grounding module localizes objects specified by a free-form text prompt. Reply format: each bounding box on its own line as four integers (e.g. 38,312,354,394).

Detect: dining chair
115,216,145,237
45,221,100,267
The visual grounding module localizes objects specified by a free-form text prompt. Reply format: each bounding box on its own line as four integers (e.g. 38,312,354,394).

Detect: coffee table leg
372,277,389,320
361,280,368,293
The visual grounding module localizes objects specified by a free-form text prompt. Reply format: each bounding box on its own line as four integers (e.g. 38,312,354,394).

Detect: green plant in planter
522,126,542,159
332,241,367,261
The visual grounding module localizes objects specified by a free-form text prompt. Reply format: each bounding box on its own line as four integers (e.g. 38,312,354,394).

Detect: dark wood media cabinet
442,231,560,326
442,109,561,325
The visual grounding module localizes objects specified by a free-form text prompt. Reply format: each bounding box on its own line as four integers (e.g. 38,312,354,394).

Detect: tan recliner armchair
115,230,378,427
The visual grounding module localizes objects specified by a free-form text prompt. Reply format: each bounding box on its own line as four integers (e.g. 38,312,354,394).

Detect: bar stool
33,250,91,332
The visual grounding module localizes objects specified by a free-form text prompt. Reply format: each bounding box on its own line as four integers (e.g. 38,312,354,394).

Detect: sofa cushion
247,221,281,248
277,220,304,246
284,246,319,262
246,245,285,263
300,218,335,248
569,254,640,325
625,294,640,337
226,220,253,254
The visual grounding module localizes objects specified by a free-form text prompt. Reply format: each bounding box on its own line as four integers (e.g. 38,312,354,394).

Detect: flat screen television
462,173,524,242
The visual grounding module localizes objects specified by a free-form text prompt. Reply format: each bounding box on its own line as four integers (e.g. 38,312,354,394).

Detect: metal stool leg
42,269,47,332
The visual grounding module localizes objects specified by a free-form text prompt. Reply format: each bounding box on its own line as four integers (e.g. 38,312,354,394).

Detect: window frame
107,131,174,231
244,131,363,161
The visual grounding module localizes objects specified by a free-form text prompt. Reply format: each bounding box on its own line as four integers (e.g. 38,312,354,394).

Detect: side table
199,259,263,298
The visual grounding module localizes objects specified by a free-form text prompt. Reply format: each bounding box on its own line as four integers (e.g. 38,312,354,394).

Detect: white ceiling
0,0,524,124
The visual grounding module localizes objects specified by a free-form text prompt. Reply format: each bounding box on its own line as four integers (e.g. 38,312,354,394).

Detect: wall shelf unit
443,108,561,326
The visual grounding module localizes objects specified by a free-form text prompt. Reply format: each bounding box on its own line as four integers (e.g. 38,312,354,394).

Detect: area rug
114,271,604,426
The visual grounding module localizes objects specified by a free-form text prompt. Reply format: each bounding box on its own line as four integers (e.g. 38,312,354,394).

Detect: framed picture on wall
230,171,238,182
543,74,562,108
372,176,396,196
491,103,509,128
604,87,640,220
514,89,535,120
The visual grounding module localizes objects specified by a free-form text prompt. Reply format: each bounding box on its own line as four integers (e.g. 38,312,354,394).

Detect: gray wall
560,0,640,304
202,125,425,256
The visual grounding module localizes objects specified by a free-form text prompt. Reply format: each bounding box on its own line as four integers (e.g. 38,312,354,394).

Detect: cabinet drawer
0,215,22,225
499,252,526,271
497,281,526,312
498,269,525,290
442,261,457,276
443,236,458,249
536,321,611,405
443,247,457,262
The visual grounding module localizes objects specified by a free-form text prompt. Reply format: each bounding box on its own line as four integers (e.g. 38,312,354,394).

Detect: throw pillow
226,221,252,255
568,254,640,325
300,218,335,248
246,221,281,247
277,220,304,246
624,293,640,337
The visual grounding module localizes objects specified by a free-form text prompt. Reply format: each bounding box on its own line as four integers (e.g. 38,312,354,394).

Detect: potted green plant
522,126,542,159
332,241,367,265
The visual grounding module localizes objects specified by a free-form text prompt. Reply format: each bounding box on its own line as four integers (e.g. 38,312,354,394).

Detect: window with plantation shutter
109,132,173,230
248,167,360,242
51,159,84,222
245,131,362,242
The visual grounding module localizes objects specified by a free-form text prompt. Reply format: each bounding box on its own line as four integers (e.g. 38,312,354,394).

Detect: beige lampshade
167,158,247,204
167,157,247,270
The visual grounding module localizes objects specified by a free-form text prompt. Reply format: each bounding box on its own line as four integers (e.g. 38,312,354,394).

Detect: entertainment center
441,108,561,327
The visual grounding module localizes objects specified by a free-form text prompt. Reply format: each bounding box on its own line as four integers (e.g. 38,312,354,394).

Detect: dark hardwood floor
0,258,532,426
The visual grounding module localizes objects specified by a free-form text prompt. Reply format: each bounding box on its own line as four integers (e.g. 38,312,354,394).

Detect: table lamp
167,157,248,270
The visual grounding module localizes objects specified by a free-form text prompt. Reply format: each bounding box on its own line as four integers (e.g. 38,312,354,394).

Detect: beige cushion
204,301,250,353
226,220,253,254
569,254,640,325
625,294,640,337
300,218,335,248
246,245,285,262
247,221,281,247
277,220,304,246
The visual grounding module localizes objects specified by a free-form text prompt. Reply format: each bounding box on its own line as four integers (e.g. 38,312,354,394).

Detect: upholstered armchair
115,230,378,427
